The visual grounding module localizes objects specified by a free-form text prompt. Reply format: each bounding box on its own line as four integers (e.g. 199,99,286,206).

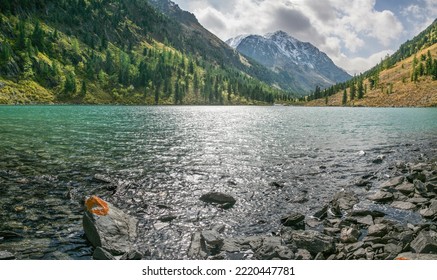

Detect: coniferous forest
0,0,294,105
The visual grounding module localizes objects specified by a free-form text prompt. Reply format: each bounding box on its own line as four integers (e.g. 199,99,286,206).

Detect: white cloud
172,0,407,74
333,50,394,75
401,0,437,35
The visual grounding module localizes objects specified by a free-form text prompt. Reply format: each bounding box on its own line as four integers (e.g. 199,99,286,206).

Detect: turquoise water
0,106,436,259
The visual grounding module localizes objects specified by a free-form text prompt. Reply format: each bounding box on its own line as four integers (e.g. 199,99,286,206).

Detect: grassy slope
307,43,437,107
0,1,285,105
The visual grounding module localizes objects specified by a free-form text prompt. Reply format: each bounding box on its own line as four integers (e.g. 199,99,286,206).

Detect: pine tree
350,83,356,101
81,80,87,96
342,89,347,105
64,70,77,94
357,79,364,99
31,21,45,52
16,19,26,50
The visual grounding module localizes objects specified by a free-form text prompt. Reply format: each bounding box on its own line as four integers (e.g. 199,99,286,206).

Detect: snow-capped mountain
226,31,351,94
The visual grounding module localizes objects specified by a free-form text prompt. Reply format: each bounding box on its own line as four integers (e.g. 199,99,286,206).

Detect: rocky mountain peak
227,30,351,94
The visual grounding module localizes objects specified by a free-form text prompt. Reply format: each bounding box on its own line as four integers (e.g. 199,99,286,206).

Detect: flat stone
411,163,428,172
0,251,15,260
407,197,428,204
200,192,236,207
201,230,223,246
410,231,437,254
367,224,389,237
396,182,415,195
340,227,360,243
368,191,394,203
395,252,437,260
419,200,437,219
153,222,168,230
391,201,416,210
291,230,335,255
381,176,404,189
356,215,374,226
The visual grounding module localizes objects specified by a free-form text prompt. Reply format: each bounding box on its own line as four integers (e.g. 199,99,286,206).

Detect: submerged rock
83,196,138,255
200,192,236,208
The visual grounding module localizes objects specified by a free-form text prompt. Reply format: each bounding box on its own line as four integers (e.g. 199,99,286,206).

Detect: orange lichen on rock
395,257,409,260
85,196,109,216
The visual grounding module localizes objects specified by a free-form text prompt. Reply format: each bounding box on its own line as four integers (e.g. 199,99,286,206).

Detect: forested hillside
0,0,292,104
306,19,437,107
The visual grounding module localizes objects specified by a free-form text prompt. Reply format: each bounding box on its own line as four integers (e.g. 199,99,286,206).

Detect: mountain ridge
226,30,351,95
0,0,295,105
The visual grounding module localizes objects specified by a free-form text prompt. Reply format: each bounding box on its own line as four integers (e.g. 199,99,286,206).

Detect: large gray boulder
83,196,138,255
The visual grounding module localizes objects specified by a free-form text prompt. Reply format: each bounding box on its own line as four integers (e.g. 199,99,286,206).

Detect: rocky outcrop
83,196,138,256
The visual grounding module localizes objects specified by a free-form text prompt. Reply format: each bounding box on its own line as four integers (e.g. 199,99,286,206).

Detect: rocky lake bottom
0,106,436,260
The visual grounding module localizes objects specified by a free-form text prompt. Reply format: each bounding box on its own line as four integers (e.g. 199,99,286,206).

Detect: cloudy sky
171,0,436,74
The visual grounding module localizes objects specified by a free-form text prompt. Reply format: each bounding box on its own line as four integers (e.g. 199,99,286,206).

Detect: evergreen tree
64,70,77,94
16,19,26,50
342,89,347,105
0,42,11,62
81,80,87,96
350,83,356,101
357,79,364,99
31,21,45,52
432,59,437,80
